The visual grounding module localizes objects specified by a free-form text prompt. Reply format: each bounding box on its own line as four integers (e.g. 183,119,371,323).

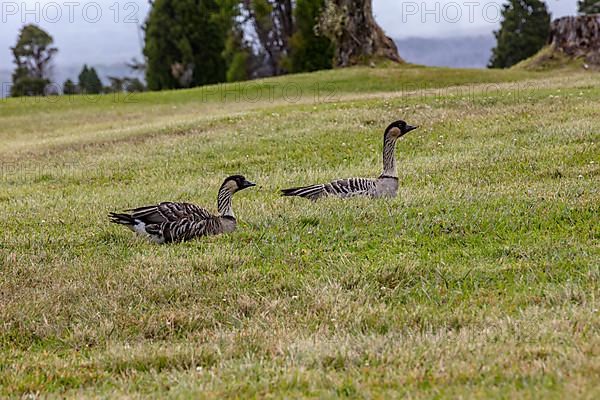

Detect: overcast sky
0,0,578,71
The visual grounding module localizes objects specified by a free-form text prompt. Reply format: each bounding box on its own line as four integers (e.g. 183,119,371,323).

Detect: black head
384,120,418,138
222,175,256,192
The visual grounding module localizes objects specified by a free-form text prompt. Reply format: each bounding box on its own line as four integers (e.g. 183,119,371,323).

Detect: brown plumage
109,175,255,243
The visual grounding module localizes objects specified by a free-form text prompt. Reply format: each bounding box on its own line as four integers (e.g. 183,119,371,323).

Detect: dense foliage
290,0,333,72
489,0,551,68
578,0,600,14
144,0,228,90
222,25,254,82
144,0,337,87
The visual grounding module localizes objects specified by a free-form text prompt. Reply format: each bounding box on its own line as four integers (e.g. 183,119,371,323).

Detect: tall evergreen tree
144,0,228,90
289,0,333,72
78,65,103,94
10,24,57,97
578,0,600,14
87,67,103,94
489,0,551,68
78,65,90,90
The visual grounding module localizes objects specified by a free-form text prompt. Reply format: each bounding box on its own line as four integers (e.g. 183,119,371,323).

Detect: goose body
109,175,255,243
281,120,417,200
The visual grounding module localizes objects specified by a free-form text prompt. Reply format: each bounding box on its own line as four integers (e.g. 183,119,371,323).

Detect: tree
578,0,600,14
289,0,333,72
144,0,228,90
63,79,77,95
78,65,103,94
318,0,401,67
489,0,551,68
223,24,253,82
107,76,126,93
78,65,89,91
105,76,146,93
241,0,294,76
125,78,146,93
10,24,57,97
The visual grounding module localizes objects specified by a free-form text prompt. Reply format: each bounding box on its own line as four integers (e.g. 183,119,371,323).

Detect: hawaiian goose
281,120,417,200
109,175,255,243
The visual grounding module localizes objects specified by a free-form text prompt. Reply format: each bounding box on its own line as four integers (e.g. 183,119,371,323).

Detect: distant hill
395,35,496,68
0,69,10,97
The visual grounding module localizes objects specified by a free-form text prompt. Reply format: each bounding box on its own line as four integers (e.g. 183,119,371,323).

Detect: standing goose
281,120,417,200
109,175,255,243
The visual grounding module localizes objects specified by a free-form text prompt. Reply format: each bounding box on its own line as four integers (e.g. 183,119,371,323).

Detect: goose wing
145,216,222,243
127,202,213,224
325,177,377,197
281,177,377,200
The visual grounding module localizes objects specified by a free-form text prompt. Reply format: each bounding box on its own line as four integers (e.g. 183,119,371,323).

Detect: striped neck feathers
382,130,399,177
217,180,237,218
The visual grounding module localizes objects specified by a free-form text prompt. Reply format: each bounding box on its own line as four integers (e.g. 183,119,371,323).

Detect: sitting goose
109,175,255,243
281,120,417,200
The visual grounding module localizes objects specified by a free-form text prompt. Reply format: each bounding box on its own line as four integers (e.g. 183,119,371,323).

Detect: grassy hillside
1,64,599,398
513,46,589,71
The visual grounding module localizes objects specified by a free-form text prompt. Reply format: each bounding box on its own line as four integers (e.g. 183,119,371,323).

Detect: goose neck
382,134,398,177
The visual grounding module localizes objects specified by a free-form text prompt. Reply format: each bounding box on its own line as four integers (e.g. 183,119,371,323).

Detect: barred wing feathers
281,183,327,200
145,216,222,243
281,178,377,200
127,202,213,224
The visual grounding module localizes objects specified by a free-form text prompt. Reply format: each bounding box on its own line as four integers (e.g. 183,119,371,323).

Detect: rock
549,14,600,65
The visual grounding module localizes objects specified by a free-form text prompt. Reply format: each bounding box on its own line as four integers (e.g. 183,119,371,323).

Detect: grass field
1,64,599,398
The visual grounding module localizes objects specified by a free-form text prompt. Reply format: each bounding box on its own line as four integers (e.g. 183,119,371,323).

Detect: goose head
221,175,256,194
384,120,418,139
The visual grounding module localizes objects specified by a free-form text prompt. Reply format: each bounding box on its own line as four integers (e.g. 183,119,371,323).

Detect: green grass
1,64,599,398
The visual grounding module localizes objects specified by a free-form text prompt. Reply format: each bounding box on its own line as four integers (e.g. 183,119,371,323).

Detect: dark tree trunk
321,0,402,67
549,14,600,64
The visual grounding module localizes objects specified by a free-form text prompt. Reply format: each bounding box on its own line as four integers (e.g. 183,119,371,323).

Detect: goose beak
405,125,418,133
241,180,256,189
